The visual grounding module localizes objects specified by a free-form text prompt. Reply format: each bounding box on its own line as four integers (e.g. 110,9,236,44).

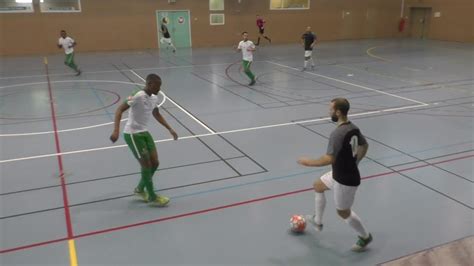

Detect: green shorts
65,53,75,65
124,132,156,160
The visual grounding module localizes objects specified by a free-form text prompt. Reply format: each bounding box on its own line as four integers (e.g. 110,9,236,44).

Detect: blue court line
374,140,473,161
170,157,371,200
167,149,473,202
89,86,114,121
0,93,4,110
166,141,472,201
170,168,323,200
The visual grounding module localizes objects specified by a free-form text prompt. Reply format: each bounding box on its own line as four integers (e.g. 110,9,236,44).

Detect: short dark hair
146,73,161,83
242,31,248,35
331,98,350,116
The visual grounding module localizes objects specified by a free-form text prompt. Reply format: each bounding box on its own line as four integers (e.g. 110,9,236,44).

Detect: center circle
0,80,168,137
0,80,127,120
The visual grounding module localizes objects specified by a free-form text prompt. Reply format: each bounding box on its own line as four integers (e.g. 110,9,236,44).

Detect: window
210,14,225,25
270,0,310,10
210,0,224,11
0,0,34,13
40,0,81,13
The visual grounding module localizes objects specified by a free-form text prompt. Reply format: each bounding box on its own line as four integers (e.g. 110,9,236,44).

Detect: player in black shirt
160,17,176,53
301,27,317,71
298,98,372,252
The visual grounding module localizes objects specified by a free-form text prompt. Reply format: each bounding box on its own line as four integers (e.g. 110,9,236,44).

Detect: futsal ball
290,215,306,233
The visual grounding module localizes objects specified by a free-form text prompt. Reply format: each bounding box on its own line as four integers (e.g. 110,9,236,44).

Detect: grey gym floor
1,39,473,265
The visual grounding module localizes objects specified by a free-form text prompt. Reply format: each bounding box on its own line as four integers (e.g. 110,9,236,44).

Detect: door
156,10,191,49
341,10,358,39
409,7,432,39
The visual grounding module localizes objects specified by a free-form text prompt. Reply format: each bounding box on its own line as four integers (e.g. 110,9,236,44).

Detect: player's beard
331,114,338,122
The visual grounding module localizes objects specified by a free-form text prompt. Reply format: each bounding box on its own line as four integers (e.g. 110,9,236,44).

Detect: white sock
344,211,369,238
304,60,309,68
314,192,326,225
310,58,315,66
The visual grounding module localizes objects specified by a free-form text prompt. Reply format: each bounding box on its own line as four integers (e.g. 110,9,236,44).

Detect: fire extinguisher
398,17,406,32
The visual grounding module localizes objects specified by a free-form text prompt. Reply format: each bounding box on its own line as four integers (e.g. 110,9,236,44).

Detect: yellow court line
366,46,390,62
403,66,423,72
335,64,422,85
366,46,423,72
68,240,78,266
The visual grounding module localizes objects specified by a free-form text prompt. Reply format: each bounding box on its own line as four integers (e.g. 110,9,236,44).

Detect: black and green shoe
351,233,373,252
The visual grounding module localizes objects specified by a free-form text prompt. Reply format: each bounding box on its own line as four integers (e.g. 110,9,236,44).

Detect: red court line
44,59,74,239
74,188,312,239
0,237,70,254
72,168,394,240
0,154,472,254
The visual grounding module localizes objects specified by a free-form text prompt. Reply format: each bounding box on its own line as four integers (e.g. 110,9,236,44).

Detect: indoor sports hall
1,0,473,265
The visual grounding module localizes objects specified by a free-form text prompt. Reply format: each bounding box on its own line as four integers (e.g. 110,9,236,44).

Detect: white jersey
124,90,160,134
58,37,75,54
238,40,255,61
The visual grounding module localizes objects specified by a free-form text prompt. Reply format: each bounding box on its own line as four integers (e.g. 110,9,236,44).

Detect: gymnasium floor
1,39,473,265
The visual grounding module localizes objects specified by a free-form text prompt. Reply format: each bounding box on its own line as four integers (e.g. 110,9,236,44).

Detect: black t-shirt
326,122,368,186
161,24,170,38
302,32,316,51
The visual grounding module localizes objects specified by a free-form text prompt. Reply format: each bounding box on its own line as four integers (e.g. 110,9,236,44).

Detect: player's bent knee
313,179,327,193
139,157,152,168
337,209,351,219
151,160,159,170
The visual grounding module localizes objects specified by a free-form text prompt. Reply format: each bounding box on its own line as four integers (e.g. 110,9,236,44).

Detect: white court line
0,61,263,80
0,119,127,137
0,79,144,90
266,61,429,106
0,103,426,164
129,69,216,134
0,80,167,137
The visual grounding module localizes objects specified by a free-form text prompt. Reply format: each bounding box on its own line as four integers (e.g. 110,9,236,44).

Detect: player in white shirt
57,30,81,76
236,32,257,86
110,74,178,207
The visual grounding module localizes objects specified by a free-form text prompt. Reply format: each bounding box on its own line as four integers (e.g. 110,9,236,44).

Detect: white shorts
320,171,358,210
304,50,313,57
160,37,173,45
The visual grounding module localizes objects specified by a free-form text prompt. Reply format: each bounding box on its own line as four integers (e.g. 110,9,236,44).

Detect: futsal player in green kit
57,30,81,75
236,32,257,86
110,74,178,207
